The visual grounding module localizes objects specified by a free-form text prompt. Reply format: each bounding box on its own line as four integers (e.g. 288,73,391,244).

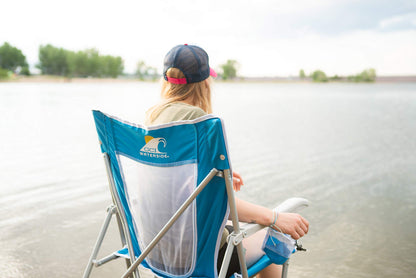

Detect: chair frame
84,113,310,278
84,152,308,278
83,153,135,278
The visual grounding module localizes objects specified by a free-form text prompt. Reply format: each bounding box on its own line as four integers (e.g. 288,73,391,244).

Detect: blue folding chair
83,110,309,278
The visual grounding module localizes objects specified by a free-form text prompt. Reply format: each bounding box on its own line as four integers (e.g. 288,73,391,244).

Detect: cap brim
210,68,217,78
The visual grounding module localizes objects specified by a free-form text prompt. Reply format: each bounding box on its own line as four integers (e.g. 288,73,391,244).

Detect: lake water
0,81,415,278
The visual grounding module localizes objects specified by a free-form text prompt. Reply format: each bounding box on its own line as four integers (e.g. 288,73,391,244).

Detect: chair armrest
240,197,310,238
275,197,310,213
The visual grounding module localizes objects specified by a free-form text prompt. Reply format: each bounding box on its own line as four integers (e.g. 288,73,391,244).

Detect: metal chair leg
83,205,117,278
281,260,289,278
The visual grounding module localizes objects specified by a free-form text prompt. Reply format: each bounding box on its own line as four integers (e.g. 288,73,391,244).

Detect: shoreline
1,75,147,83
2,75,416,84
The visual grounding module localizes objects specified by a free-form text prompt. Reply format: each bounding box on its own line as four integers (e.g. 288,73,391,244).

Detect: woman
145,44,309,278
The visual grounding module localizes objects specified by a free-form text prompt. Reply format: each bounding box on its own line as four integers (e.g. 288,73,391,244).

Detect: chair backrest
92,110,232,278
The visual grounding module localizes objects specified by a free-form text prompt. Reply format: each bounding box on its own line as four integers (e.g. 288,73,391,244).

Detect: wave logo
140,136,169,158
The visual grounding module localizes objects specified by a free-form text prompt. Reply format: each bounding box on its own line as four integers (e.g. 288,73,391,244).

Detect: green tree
329,75,342,81
347,68,376,82
135,60,157,80
68,50,89,77
146,66,158,81
358,68,376,82
311,70,328,82
20,66,30,76
101,55,124,78
86,49,101,77
220,60,239,80
0,67,9,79
299,69,306,79
136,60,148,80
38,44,69,76
0,42,29,74
65,51,76,77
38,44,124,78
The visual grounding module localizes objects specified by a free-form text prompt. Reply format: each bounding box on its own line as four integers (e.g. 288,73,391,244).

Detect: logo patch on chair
140,136,169,158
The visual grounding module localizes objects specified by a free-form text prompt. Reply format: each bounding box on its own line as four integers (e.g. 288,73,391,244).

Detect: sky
1,0,416,77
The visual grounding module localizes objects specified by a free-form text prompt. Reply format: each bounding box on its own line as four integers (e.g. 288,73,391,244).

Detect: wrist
268,210,277,227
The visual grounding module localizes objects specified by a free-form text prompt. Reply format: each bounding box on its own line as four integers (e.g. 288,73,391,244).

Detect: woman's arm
231,171,309,239
235,197,309,240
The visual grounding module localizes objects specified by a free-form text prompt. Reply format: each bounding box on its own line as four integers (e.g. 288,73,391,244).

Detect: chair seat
114,247,130,259
116,245,273,278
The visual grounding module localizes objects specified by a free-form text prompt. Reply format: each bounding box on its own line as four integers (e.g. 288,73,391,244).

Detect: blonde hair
147,68,212,123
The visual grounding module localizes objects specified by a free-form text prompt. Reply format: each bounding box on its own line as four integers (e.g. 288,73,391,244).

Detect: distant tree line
2,41,380,83
0,42,125,79
299,68,377,82
37,44,124,78
347,68,376,82
1,42,243,81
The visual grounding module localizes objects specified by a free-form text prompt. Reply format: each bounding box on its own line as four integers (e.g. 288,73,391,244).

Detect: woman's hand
235,198,310,240
272,212,309,240
232,171,244,192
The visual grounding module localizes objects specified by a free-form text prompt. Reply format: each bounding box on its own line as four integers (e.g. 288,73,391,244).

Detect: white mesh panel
117,154,197,276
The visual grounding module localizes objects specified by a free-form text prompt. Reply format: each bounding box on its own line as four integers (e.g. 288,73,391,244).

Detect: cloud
257,0,416,38
379,12,416,31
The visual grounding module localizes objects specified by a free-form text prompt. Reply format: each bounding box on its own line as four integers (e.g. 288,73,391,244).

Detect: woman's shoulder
169,102,206,115
146,102,206,125
163,102,207,120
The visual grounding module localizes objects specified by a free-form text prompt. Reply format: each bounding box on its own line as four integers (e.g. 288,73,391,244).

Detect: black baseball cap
163,44,217,84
